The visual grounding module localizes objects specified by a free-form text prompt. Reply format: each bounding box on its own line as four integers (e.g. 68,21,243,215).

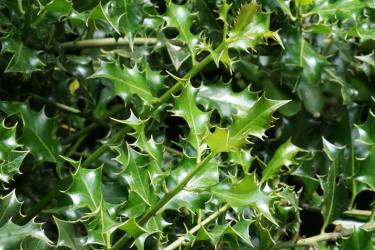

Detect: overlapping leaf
63,165,121,246
0,120,28,184
0,38,44,74
197,81,258,119
321,139,350,230
163,2,201,63
0,191,51,248
91,61,164,105
0,102,61,162
205,96,287,153
172,84,210,157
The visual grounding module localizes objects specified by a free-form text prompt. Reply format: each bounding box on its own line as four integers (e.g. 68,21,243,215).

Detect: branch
163,204,230,250
272,221,375,249
111,153,216,250
110,41,226,250
60,37,157,50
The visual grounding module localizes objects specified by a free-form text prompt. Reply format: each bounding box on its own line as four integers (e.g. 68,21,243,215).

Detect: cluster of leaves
0,0,374,249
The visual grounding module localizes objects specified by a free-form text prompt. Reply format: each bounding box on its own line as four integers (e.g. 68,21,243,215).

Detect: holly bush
0,0,375,249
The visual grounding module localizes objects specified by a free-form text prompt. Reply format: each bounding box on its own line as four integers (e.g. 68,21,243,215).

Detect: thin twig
60,37,157,50
163,204,230,250
272,221,375,249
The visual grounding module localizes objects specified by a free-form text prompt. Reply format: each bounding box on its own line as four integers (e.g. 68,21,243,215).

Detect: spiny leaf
0,121,28,184
163,2,201,62
341,227,375,250
212,174,276,224
0,190,22,227
205,96,288,153
170,156,219,190
0,220,51,249
227,1,282,51
91,61,163,105
261,138,304,183
0,191,50,248
197,81,258,119
0,38,44,74
87,2,123,33
281,31,328,114
112,112,163,164
63,165,121,246
116,145,157,206
53,217,86,249
321,138,350,230
64,166,102,211
354,112,375,190
33,0,73,25
172,84,210,157
308,0,370,20
0,102,61,162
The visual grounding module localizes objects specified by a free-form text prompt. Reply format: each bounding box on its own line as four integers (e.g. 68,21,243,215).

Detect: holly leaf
281,31,328,114
0,191,51,248
163,2,201,62
0,38,44,74
33,0,73,25
112,112,163,164
88,2,123,33
116,145,156,206
261,139,304,183
0,102,61,162
205,96,288,153
116,0,147,50
172,84,210,157
321,138,350,230
91,61,163,105
53,217,86,249
212,174,276,224
308,0,369,20
0,220,51,249
341,227,375,250
197,81,258,119
354,112,375,190
227,1,282,51
0,190,22,227
63,165,121,246
170,156,219,190
0,120,28,184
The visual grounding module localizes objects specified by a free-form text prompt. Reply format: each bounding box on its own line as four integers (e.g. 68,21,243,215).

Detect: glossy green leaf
281,32,328,114
261,138,304,183
354,112,375,190
341,227,375,250
163,2,200,62
173,84,210,157
227,1,282,51
0,191,50,248
197,82,258,119
91,61,162,105
0,39,44,74
112,112,162,164
0,121,28,184
0,220,51,249
308,0,369,20
206,96,288,153
63,165,120,246
170,156,219,190
33,0,73,25
321,138,350,230
212,174,276,224
53,217,86,249
0,102,61,162
0,190,22,227
116,145,156,206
